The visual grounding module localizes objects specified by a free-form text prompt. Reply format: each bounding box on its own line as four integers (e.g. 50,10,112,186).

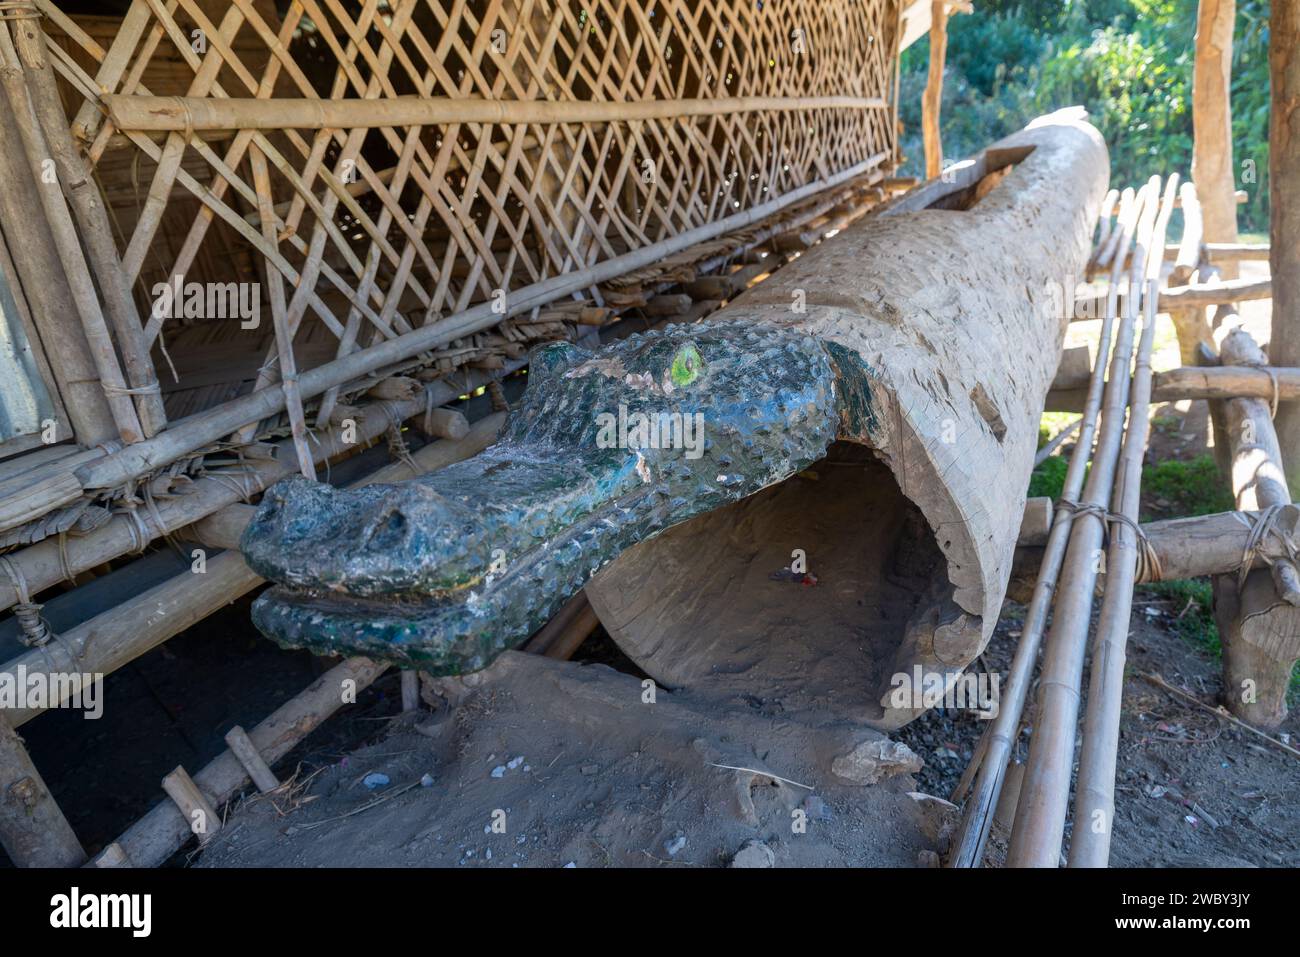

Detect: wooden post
922,1,948,180
1192,0,1240,278
0,710,85,867
922,1,973,181
400,671,420,712
1167,182,1216,363
1271,0,1300,489
223,726,280,793
1212,327,1300,727
161,766,221,845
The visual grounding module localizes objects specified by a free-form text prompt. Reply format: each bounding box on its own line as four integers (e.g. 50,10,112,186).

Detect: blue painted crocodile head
242,320,878,673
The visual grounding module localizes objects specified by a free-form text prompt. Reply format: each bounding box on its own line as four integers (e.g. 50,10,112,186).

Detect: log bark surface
587,113,1109,726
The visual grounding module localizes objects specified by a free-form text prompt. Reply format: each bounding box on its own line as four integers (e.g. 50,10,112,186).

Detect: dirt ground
197,650,938,868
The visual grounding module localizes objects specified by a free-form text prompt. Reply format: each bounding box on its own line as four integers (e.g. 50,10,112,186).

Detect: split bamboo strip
248,143,316,480
101,93,889,132
948,184,1148,868
1070,176,1180,868
1006,174,1176,868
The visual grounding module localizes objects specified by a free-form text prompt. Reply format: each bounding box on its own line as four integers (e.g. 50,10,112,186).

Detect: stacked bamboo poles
1006,175,1179,867
0,81,115,446
0,22,144,444
946,184,1146,868
6,16,165,438
1068,177,1180,868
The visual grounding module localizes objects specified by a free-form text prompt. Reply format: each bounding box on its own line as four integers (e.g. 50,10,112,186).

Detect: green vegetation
900,0,1272,233
1140,453,1234,520
1028,454,1068,499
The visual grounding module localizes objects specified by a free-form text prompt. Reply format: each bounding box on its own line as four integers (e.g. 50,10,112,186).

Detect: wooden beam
1192,0,1240,278
1272,0,1300,488
1157,276,1271,309
1165,241,1270,262
1152,364,1300,402
101,93,889,133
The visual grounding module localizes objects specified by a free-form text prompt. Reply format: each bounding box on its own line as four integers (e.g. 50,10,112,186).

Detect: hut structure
0,0,912,867
0,0,1295,872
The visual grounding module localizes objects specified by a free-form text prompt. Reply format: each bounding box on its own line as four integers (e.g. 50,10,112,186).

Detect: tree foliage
899,0,1271,231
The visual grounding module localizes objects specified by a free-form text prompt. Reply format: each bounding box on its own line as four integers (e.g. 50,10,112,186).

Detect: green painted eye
670,343,705,387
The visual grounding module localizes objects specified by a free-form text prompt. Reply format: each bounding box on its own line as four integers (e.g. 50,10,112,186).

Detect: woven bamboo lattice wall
39,0,896,358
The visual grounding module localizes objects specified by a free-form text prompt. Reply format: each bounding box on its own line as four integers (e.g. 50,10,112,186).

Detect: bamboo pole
947,185,1148,868
0,27,144,444
0,107,116,446
1164,242,1270,262
100,93,889,132
102,656,388,868
6,18,166,437
1152,365,1300,402
74,154,886,492
248,143,316,479
1006,175,1177,868
1070,178,1179,868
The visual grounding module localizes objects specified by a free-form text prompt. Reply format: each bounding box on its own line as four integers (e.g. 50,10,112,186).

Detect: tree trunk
1193,0,1239,278
1272,0,1300,489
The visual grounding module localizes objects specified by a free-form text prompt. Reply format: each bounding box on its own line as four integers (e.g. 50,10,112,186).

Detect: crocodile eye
670,343,705,388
